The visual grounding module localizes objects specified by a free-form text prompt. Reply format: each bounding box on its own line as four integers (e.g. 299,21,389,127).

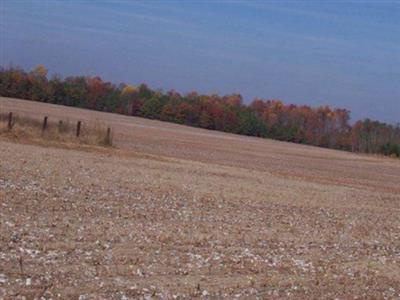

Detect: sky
0,1,399,124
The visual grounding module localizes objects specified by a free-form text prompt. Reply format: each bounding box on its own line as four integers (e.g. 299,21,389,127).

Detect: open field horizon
1,97,400,298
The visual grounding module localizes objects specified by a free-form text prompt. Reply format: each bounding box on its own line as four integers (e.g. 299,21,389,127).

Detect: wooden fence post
8,112,13,130
76,121,81,137
106,127,111,141
42,116,48,132
58,120,63,132
104,127,112,145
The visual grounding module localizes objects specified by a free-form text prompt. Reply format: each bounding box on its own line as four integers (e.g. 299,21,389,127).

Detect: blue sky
1,0,399,123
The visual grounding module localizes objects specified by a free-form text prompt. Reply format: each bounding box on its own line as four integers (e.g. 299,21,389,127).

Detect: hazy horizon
1,1,399,124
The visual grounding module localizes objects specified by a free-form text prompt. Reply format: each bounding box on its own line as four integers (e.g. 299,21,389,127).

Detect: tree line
1,65,399,157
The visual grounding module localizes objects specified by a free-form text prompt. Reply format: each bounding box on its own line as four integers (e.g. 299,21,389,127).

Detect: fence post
42,116,48,133
76,121,81,137
58,120,63,132
104,127,112,145
7,112,13,130
106,127,111,141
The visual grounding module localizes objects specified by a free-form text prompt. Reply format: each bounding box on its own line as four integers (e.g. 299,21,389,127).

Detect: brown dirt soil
1,97,400,299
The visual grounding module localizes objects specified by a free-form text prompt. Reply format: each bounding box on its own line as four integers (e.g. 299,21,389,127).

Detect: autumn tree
120,84,139,115
29,65,49,102
0,65,398,158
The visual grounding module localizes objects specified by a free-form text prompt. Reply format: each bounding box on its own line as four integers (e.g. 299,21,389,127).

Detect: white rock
0,274,7,284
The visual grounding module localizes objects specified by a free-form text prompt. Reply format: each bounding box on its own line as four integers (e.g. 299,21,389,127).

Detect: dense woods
1,65,399,157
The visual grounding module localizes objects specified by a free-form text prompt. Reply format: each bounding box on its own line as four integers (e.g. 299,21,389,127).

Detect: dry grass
0,97,400,299
0,111,113,147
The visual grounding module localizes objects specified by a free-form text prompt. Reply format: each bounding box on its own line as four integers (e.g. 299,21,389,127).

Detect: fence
1,112,113,146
